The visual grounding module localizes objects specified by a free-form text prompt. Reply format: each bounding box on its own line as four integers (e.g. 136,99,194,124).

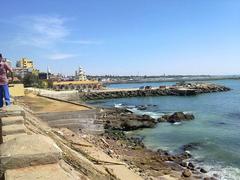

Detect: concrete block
5,164,76,180
9,84,25,97
2,124,26,135
3,133,27,142
1,116,24,126
0,135,62,170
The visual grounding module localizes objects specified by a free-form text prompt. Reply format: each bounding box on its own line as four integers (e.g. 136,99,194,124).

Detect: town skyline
1,0,240,76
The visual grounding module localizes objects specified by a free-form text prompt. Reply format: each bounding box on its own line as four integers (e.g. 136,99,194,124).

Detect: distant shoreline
103,76,240,85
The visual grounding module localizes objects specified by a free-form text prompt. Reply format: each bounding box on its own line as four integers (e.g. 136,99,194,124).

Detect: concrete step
37,110,97,121
3,133,27,142
0,134,62,171
0,105,24,117
2,124,26,135
1,116,24,126
5,164,77,180
47,118,91,126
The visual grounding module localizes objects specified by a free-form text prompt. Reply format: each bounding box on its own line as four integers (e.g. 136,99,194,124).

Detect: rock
157,117,167,122
121,117,156,130
164,161,184,171
185,113,195,120
200,168,207,173
188,162,195,170
136,105,147,111
101,108,157,131
182,169,192,177
180,162,188,167
204,178,218,180
181,142,202,151
160,112,195,123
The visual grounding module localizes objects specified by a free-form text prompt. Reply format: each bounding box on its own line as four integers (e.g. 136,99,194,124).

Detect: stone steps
2,124,26,135
3,133,26,142
1,134,62,170
0,105,24,117
0,105,77,180
1,116,24,126
5,163,76,180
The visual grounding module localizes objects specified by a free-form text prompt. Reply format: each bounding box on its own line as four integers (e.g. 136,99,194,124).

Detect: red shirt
0,61,12,85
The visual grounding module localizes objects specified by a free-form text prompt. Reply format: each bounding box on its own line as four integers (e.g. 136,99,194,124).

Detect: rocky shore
80,82,230,101
94,107,220,179
98,108,196,130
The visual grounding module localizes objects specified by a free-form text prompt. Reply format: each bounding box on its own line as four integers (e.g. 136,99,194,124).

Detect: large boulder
159,112,194,123
101,108,157,131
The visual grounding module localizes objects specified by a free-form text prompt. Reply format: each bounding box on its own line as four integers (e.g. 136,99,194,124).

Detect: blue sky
0,0,240,75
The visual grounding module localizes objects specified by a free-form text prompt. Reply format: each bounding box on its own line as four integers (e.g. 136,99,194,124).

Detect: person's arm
4,63,13,83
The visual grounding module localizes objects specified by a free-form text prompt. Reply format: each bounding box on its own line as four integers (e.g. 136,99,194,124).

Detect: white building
75,67,87,81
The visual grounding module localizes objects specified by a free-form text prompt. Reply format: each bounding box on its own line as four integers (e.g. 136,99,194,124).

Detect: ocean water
88,80,240,179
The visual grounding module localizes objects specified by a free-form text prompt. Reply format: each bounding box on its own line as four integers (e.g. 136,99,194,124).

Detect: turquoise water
89,80,240,179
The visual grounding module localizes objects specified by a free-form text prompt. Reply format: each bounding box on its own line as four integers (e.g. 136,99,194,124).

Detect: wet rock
182,169,192,177
200,168,207,173
100,108,157,131
159,112,195,123
157,117,167,122
188,162,195,170
204,177,218,180
180,162,188,167
136,105,147,111
181,142,202,151
164,161,184,171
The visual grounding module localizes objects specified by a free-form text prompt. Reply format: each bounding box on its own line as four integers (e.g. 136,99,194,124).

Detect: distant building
15,58,39,79
16,58,34,69
53,66,101,91
75,67,87,81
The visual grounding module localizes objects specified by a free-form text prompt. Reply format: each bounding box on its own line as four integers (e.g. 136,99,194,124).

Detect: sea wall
80,83,230,101
36,109,104,134
25,88,79,101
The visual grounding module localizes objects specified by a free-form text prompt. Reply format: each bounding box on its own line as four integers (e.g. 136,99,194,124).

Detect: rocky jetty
80,82,231,101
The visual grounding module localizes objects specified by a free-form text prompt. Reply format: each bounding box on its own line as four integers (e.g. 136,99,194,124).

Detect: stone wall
25,88,79,101
36,109,104,134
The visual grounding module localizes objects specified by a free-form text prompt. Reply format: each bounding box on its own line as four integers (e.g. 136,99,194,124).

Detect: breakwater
79,83,230,101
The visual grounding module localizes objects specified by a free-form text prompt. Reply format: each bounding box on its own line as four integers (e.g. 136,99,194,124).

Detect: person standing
0,53,13,111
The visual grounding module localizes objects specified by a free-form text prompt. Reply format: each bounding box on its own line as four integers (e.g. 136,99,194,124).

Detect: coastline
85,106,218,179
102,76,240,85
81,82,233,179
21,82,235,179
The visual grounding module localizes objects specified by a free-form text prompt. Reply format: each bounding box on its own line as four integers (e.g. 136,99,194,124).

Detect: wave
202,164,240,180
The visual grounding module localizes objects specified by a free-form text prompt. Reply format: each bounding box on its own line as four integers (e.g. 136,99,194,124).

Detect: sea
87,80,240,180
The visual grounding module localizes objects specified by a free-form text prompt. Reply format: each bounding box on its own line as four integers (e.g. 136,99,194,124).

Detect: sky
0,0,240,76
